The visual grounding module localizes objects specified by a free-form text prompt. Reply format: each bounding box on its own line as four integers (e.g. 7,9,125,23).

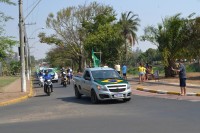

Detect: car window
92,70,120,79
48,69,53,73
83,71,90,79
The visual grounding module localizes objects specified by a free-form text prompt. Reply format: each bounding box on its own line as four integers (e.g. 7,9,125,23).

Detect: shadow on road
57,96,129,105
34,94,48,97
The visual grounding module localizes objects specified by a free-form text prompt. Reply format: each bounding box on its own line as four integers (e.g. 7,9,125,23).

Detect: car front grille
106,84,127,92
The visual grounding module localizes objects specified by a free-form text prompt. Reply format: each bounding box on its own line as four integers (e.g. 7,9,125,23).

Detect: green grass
0,77,19,92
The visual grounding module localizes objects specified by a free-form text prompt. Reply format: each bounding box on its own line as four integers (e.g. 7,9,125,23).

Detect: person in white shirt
115,64,121,74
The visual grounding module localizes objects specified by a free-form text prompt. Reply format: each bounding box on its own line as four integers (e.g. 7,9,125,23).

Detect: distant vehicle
73,67,132,104
43,68,59,83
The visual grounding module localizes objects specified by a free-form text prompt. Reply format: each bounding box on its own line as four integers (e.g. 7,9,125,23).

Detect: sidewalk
128,76,200,101
0,78,33,106
133,79,200,96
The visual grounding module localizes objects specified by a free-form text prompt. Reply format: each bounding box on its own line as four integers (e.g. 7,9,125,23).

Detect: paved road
0,80,200,133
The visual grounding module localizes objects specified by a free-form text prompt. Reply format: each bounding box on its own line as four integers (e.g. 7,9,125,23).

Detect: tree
0,0,15,5
39,2,115,71
185,16,200,64
142,13,195,77
84,23,123,67
0,0,17,74
118,11,140,62
45,46,75,68
82,6,124,67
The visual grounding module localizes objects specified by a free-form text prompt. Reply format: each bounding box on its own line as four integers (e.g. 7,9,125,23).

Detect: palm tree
118,11,140,62
142,13,196,77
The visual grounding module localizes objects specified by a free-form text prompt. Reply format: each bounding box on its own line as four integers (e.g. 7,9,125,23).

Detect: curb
0,79,34,106
136,87,200,96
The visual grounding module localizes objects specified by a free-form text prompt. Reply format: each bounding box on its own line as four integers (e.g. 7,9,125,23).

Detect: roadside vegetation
0,1,200,80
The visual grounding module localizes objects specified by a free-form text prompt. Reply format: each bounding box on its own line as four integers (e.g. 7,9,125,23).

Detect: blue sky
2,0,200,59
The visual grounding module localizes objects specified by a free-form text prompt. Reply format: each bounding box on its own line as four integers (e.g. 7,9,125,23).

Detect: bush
186,63,200,72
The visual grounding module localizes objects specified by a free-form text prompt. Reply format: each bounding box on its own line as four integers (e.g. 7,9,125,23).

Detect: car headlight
127,84,131,90
54,73,58,78
97,85,107,91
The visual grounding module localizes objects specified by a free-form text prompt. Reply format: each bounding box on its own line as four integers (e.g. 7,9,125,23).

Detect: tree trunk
78,55,82,72
164,59,176,77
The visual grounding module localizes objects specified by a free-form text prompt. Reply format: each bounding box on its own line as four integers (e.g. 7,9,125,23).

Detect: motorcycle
44,79,53,96
38,76,44,87
67,72,71,85
63,75,67,87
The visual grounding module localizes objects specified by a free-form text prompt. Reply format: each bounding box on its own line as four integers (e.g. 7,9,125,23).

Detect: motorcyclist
69,67,73,79
66,67,71,84
38,70,43,78
38,70,44,87
43,70,53,92
60,67,66,85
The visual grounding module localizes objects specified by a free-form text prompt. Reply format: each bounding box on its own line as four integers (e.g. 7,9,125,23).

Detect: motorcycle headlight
47,79,51,82
127,83,131,90
97,85,107,91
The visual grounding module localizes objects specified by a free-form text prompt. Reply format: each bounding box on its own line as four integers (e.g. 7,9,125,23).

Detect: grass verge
0,77,19,92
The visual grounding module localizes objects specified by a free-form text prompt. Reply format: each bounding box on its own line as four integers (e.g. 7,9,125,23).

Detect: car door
82,70,92,96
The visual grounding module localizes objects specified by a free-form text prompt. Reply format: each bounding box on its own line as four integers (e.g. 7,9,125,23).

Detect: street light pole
19,0,26,92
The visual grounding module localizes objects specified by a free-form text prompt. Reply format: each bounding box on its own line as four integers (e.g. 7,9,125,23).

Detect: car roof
85,67,114,71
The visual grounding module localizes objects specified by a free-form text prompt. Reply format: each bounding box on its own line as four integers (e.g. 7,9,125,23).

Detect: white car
46,68,59,83
73,67,131,104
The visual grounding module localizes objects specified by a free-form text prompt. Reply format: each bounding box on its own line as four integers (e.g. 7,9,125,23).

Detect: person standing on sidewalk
171,60,187,96
122,63,127,80
138,62,145,84
115,64,121,74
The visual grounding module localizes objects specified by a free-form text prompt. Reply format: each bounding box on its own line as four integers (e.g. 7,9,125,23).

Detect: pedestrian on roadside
171,59,187,96
122,63,127,80
103,63,108,68
138,62,145,84
115,64,121,74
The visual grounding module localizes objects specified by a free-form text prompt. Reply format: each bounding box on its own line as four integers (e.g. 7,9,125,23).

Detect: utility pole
24,25,30,80
19,0,26,92
24,23,36,80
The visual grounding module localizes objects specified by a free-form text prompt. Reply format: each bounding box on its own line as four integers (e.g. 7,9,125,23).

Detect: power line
24,0,42,20
24,0,39,12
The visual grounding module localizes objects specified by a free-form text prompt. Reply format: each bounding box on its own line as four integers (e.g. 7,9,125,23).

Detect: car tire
75,86,81,99
91,90,99,104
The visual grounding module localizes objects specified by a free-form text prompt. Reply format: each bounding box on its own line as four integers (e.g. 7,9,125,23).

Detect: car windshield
48,69,53,73
47,69,55,75
91,70,120,80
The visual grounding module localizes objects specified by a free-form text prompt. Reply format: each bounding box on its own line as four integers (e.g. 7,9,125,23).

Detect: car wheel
91,90,99,104
75,86,81,99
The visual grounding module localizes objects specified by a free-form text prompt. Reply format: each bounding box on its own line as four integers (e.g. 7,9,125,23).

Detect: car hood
49,72,54,75
94,78,128,85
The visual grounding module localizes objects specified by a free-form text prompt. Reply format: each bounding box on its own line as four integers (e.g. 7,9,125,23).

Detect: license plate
114,93,124,98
